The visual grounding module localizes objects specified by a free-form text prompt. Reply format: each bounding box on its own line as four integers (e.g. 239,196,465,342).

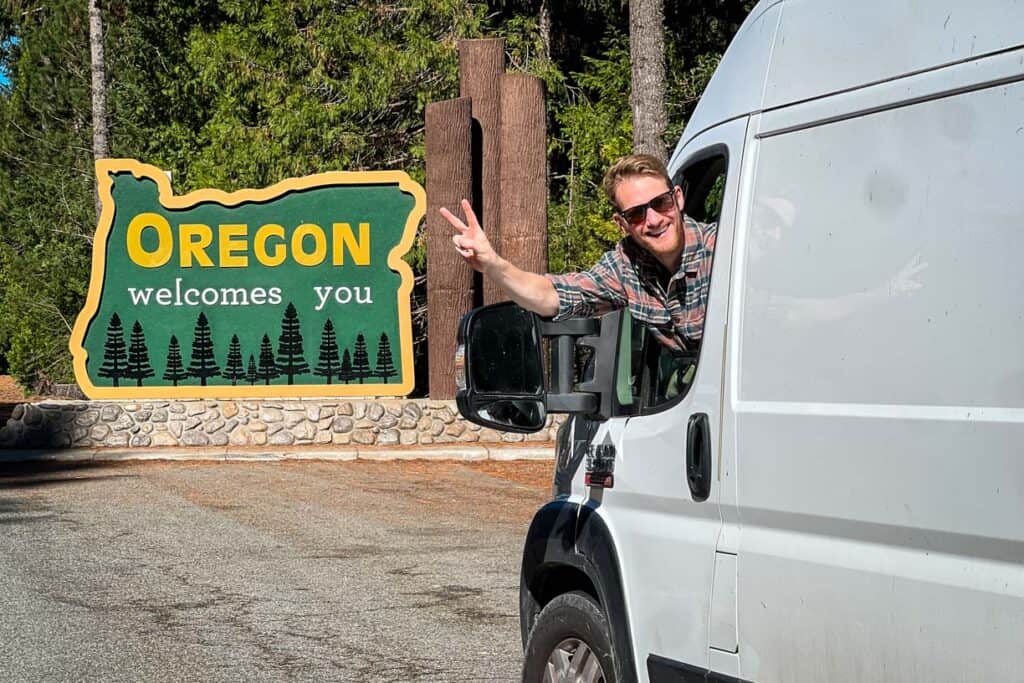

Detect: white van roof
672,0,1024,160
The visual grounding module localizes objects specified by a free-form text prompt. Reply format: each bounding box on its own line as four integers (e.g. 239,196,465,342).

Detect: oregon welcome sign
70,160,424,399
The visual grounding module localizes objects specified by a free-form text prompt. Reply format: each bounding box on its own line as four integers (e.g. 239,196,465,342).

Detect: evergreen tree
374,332,397,382
256,334,279,385
162,335,188,386
339,348,353,384
222,334,245,385
351,333,372,384
276,302,309,385
97,313,128,387
246,354,257,386
125,320,154,387
0,1,94,387
187,311,220,386
313,319,340,384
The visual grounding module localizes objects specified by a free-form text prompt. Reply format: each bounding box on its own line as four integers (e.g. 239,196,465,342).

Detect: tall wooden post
458,38,505,305
499,74,548,278
425,99,474,400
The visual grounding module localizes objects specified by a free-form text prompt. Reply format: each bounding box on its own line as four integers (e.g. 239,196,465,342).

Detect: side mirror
455,302,547,433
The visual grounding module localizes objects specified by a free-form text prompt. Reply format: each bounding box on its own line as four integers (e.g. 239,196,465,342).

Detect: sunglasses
616,189,677,227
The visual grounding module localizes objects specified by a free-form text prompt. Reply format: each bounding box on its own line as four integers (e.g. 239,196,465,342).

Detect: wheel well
534,564,598,606
522,563,599,639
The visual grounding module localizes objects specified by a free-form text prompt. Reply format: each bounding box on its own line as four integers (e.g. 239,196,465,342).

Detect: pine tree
374,332,397,382
246,354,258,386
163,335,188,386
0,1,95,387
339,348,353,384
125,320,154,387
257,334,279,385
187,311,220,386
222,334,245,385
351,333,372,384
276,302,309,385
313,319,340,384
97,313,128,387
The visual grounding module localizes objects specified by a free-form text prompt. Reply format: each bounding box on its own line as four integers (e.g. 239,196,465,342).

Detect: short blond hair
602,154,672,208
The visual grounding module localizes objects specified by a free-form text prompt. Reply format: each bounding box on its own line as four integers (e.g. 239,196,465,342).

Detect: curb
0,444,555,464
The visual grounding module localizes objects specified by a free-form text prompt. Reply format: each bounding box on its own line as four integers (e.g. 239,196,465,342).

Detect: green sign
71,160,424,399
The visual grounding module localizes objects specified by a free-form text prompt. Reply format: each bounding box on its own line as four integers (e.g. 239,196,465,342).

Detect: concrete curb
0,444,555,464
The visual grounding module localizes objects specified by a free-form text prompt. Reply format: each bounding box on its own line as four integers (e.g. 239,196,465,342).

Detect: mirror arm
547,393,598,413
538,313,622,421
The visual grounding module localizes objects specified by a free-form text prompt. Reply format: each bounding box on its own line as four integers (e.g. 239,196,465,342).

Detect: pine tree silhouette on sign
126,320,155,387
351,333,372,384
313,319,340,384
374,332,397,382
187,312,221,386
246,354,258,386
223,334,246,386
276,302,309,385
98,313,128,387
339,348,353,384
257,334,280,385
163,335,188,386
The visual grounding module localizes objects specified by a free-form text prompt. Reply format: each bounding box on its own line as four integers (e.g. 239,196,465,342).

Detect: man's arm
439,199,559,317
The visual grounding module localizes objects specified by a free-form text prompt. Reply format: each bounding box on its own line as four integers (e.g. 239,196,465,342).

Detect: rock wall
0,400,564,451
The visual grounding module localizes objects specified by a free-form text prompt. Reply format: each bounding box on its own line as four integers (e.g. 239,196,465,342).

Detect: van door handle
686,413,711,502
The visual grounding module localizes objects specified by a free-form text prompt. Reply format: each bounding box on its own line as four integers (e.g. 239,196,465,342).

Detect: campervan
455,1,1024,681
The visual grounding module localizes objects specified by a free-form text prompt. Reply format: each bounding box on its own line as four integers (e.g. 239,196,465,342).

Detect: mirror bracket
540,311,624,421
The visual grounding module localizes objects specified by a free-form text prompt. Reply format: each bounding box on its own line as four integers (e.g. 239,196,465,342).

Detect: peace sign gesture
439,199,498,273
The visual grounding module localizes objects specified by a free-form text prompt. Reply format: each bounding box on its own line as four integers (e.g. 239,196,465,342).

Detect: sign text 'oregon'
70,160,425,399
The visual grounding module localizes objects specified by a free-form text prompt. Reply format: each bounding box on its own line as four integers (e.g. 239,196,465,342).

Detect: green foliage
0,1,94,386
548,37,634,272
114,0,484,191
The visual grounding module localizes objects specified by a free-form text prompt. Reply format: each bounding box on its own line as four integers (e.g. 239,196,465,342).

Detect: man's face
612,175,686,271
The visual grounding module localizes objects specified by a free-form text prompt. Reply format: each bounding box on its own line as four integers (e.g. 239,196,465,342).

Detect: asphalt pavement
0,458,552,681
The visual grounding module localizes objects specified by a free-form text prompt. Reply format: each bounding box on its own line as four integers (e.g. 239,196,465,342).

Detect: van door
731,58,1024,681
591,116,747,680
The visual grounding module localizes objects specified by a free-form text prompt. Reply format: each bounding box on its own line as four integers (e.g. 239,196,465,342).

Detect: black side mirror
455,302,547,433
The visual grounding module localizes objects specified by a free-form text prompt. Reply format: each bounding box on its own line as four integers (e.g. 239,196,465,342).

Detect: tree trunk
88,0,109,218
629,0,667,158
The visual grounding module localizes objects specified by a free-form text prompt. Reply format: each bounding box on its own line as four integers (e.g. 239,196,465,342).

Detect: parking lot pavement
0,458,552,681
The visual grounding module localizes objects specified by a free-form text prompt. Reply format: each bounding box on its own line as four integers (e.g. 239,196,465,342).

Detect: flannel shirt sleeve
545,250,629,321
702,220,718,254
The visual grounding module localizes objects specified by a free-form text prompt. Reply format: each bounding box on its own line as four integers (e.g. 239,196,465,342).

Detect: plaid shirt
546,215,717,353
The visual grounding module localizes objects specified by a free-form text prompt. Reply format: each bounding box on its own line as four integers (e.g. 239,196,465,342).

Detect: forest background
0,0,751,394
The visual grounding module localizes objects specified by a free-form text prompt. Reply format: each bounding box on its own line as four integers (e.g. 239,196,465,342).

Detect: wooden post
499,74,548,279
425,98,475,400
458,38,505,305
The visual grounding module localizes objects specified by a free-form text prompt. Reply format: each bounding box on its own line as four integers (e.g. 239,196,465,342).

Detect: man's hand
438,198,560,317
439,199,496,273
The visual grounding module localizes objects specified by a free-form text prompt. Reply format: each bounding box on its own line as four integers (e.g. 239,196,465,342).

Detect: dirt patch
0,375,33,403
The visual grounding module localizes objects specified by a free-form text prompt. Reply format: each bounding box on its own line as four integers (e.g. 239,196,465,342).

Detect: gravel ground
0,458,553,681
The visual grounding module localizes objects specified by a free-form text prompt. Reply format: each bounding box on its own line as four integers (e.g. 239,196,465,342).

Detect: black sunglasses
617,189,676,226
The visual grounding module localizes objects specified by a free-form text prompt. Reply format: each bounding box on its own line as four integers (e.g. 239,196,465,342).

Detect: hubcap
543,637,605,683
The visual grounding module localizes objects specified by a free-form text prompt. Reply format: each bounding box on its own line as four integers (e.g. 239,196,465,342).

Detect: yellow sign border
70,159,424,400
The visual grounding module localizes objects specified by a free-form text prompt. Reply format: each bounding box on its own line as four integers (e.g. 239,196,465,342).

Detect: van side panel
764,0,1024,109
732,68,1024,681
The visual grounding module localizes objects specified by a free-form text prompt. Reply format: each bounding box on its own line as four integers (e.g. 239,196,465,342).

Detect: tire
522,591,616,683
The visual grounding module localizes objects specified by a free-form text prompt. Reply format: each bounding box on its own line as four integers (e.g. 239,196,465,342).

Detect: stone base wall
0,399,565,451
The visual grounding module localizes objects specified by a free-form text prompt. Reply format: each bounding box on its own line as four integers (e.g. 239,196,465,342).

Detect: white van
455,1,1024,681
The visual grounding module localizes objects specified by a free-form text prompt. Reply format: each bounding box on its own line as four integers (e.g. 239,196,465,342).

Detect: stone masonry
0,399,564,451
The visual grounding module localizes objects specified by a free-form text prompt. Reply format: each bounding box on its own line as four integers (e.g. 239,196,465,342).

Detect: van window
613,151,728,414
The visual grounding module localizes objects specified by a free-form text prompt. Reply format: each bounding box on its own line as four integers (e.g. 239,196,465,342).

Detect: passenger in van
439,153,716,355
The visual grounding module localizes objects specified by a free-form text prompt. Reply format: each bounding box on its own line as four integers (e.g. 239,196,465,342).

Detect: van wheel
522,591,615,683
